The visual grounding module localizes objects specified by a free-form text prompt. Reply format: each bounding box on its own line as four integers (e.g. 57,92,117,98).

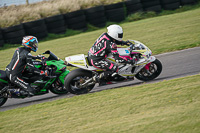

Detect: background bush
0,0,124,28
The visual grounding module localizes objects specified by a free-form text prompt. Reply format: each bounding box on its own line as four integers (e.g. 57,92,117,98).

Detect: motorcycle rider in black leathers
6,36,48,96
88,24,135,83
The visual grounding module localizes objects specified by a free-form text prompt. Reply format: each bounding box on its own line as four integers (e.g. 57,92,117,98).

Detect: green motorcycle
0,50,70,107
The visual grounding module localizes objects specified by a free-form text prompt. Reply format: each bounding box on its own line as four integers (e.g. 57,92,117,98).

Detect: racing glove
37,55,45,59
121,41,127,46
121,40,131,46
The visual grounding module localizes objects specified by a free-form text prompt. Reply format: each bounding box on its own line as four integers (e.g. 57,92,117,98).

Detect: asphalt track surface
1,47,200,111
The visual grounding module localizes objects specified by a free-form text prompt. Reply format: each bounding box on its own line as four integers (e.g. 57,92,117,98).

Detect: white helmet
107,24,123,41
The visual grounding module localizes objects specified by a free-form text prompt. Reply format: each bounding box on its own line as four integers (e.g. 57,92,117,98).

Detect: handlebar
40,56,47,67
124,40,135,52
121,41,131,46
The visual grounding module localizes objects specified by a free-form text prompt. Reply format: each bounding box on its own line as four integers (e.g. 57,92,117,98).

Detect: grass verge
0,74,200,133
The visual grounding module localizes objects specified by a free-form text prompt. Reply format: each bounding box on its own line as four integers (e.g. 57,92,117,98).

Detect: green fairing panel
34,65,42,69
46,60,66,72
0,79,8,84
59,70,70,84
46,59,70,84
44,78,56,89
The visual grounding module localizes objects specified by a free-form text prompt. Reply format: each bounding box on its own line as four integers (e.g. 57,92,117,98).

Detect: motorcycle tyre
0,93,7,107
64,69,95,95
135,59,162,81
0,85,8,107
0,97,7,107
50,78,68,95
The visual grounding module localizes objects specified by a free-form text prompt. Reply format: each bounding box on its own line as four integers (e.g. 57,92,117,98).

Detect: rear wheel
0,96,7,107
64,69,95,95
0,85,8,107
135,59,162,81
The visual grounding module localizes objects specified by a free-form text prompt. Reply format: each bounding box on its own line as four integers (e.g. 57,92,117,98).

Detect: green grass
126,1,200,22
0,5,199,133
0,74,199,133
1,7,200,70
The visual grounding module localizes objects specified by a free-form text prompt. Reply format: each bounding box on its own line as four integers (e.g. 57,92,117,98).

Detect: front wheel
64,69,95,95
50,79,68,94
135,59,162,81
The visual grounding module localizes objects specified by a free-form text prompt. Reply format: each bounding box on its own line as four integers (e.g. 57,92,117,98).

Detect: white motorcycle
64,40,162,95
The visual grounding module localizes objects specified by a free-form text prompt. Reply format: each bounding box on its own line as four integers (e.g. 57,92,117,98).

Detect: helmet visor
30,39,38,52
118,33,123,39
33,42,38,48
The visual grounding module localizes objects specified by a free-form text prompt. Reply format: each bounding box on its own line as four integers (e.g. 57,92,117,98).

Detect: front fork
145,62,151,70
144,63,152,76
78,71,118,88
78,78,96,88
140,56,155,75
77,72,102,88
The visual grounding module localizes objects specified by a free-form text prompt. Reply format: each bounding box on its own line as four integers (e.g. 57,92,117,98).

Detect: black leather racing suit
6,47,42,94
88,33,132,73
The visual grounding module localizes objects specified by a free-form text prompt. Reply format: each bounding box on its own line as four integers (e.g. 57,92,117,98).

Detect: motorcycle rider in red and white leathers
6,36,48,96
88,24,135,83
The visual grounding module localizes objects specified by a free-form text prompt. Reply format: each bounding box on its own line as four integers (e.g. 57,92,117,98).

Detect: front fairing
46,60,69,85
59,70,70,84
44,52,70,84
46,60,67,73
46,58,70,84
44,50,60,61
26,51,69,85
129,40,152,58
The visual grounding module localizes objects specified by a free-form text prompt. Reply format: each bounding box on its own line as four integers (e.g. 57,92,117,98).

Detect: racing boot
26,87,35,97
92,71,111,83
19,89,34,97
20,86,35,97
99,79,113,86
98,71,116,86
92,73,104,83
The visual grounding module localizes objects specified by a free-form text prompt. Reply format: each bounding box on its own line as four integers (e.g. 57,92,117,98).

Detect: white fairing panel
65,54,85,62
64,40,157,74
65,54,97,71
148,56,156,62
117,48,130,56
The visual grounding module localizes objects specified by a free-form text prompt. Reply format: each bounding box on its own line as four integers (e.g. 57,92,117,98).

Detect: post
26,0,29,5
